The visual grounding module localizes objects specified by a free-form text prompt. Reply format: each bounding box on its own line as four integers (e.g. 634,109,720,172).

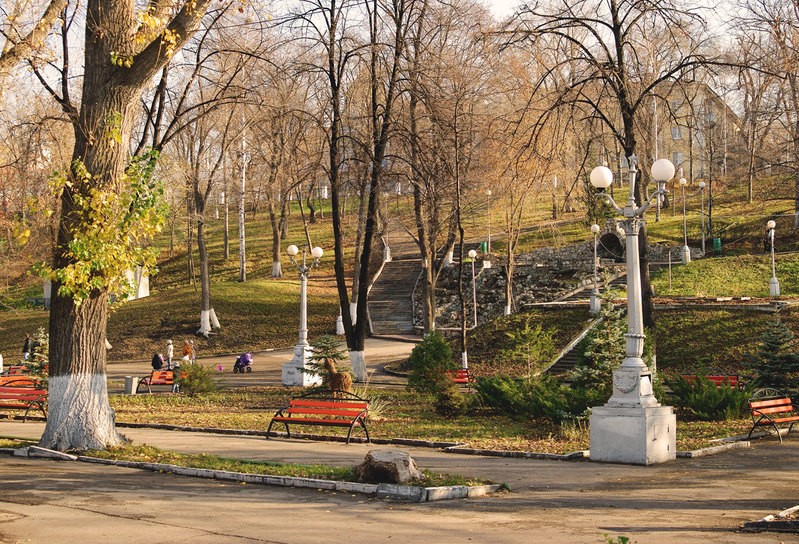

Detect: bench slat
750,398,793,409
285,408,367,417
289,399,368,410
271,416,361,427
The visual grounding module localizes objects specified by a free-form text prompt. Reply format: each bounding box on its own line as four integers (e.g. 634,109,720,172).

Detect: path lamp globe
698,181,706,255
282,244,325,386
587,155,677,466
589,223,601,315
767,220,780,297
679,177,691,264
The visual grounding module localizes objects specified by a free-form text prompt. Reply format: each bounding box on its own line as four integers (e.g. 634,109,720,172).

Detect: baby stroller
233,352,253,373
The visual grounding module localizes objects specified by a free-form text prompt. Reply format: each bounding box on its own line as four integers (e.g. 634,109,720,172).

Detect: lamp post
679,177,691,264
590,223,601,315
767,220,780,297
282,244,325,386
698,181,706,255
468,249,478,329
587,155,677,465
486,189,492,257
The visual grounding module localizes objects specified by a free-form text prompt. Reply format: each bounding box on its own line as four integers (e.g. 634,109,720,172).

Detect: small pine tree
744,319,799,390
500,319,556,377
306,335,351,385
570,303,626,398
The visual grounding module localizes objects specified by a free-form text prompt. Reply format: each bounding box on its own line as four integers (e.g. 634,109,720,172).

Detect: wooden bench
445,368,475,386
267,391,370,444
0,379,47,421
0,376,38,387
748,396,799,443
137,369,185,394
681,374,741,389
5,365,30,376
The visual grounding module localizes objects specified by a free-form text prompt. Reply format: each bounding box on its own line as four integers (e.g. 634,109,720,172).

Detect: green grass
78,444,492,486
653,306,799,374
651,253,799,297
96,387,754,454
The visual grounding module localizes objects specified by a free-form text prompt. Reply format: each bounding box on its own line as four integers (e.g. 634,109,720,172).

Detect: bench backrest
288,398,368,418
749,397,795,415
682,374,738,387
0,376,39,387
0,385,47,400
7,366,29,375
149,370,175,384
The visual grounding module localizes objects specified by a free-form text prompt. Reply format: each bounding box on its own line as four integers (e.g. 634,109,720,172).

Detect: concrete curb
677,440,751,458
0,446,501,502
742,504,799,532
69,454,502,502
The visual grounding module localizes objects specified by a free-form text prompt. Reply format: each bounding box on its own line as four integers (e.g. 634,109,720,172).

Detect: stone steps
369,259,422,336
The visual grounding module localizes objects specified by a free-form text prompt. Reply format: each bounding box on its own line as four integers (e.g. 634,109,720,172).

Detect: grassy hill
1,182,798,368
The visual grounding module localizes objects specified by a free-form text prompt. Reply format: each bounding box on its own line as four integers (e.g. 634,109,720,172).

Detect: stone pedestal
590,405,676,465
770,276,781,297
681,245,691,264
281,344,322,387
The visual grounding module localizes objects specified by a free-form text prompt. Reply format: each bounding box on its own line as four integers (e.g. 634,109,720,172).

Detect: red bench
681,374,741,389
748,397,799,443
5,365,30,376
0,379,47,421
137,369,185,394
267,391,370,444
446,368,475,385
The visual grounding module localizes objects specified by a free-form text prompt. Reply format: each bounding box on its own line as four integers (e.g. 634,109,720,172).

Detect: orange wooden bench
5,365,30,376
446,368,475,385
748,397,799,443
0,379,47,421
267,391,370,444
137,369,185,393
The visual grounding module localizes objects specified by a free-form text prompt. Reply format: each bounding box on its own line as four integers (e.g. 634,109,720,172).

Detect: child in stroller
233,352,253,373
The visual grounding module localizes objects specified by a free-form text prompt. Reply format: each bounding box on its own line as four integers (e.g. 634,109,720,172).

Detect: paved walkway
1,418,799,543
107,337,418,392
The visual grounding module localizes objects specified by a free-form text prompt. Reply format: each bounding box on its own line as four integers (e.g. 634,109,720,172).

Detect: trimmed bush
407,332,457,394
665,375,749,421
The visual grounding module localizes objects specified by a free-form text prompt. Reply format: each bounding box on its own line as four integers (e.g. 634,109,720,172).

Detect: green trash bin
480,241,487,254
713,237,722,256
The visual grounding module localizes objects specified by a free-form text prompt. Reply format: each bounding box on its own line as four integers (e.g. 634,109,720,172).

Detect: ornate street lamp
282,244,325,386
587,155,677,465
767,220,780,297
590,223,601,315
679,177,691,264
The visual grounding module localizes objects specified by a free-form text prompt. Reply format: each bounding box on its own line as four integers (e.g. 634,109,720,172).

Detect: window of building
671,126,682,140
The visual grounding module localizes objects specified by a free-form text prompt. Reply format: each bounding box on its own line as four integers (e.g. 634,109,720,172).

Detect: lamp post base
770,277,781,297
335,314,345,335
681,245,691,264
282,344,323,387
589,289,601,315
590,405,676,465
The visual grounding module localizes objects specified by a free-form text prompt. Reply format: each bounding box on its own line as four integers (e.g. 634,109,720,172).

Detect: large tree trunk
41,288,123,450
39,0,211,451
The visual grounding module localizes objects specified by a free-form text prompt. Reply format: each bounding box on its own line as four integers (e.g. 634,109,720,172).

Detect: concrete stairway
368,259,422,336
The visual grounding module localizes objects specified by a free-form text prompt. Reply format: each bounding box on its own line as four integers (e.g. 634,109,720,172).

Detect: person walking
165,339,174,370
22,334,31,361
182,340,193,365
189,340,197,365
